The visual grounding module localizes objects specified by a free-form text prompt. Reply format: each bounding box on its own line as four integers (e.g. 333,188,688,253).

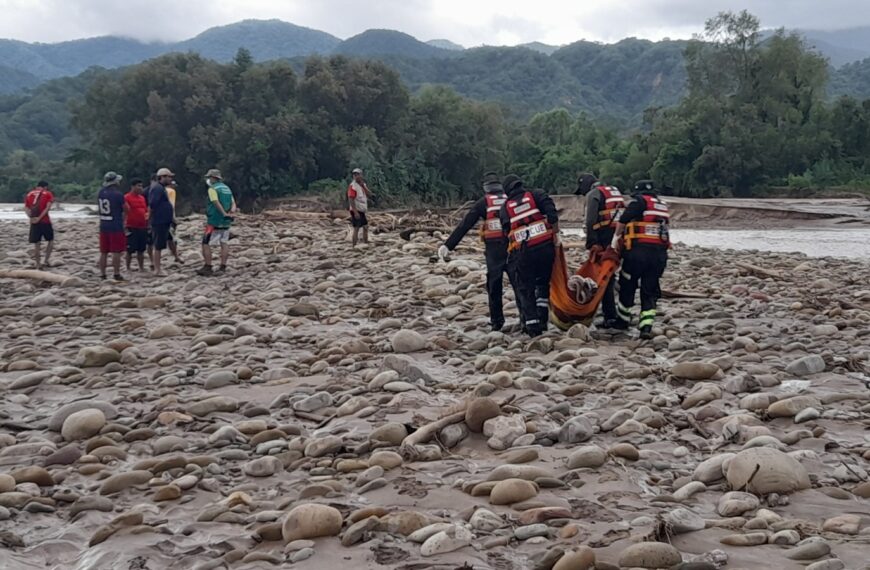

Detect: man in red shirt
124,178,149,271
23,181,55,270
347,168,371,246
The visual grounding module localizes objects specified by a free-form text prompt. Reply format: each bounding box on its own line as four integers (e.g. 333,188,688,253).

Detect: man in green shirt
197,169,237,276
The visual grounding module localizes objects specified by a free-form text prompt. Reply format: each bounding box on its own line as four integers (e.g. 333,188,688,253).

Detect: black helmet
482,171,500,185
633,180,655,193
575,173,598,196
502,174,523,192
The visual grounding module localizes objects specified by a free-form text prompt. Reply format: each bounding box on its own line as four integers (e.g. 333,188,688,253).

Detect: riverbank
0,217,868,569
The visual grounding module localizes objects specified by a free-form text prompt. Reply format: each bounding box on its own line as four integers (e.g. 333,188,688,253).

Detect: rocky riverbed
0,216,869,570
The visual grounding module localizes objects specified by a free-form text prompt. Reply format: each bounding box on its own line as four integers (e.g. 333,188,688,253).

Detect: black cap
482,171,500,184
576,173,598,195
634,180,655,193
502,174,523,191
37,180,49,188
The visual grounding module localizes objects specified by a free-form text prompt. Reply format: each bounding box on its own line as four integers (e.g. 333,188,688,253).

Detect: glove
610,233,621,250
438,245,450,261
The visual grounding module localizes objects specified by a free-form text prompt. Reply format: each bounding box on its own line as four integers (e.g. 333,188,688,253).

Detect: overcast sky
2,0,869,45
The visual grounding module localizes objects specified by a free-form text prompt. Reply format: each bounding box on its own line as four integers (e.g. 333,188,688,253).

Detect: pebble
2,217,869,568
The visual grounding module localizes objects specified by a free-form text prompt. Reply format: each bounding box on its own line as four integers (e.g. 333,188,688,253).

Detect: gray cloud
1,0,870,45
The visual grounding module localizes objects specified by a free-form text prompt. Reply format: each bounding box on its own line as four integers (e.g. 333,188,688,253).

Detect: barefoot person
24,180,55,270
124,178,148,271
149,167,175,277
97,172,128,281
347,168,371,246
197,169,236,276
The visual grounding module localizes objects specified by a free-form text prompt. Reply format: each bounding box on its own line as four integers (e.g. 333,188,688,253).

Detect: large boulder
618,542,682,568
75,346,120,367
61,409,106,440
282,504,343,542
390,330,427,353
726,448,810,495
670,361,721,380
785,355,825,376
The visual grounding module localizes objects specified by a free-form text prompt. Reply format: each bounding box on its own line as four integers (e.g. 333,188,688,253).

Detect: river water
1,203,867,260
564,227,870,260
0,202,95,220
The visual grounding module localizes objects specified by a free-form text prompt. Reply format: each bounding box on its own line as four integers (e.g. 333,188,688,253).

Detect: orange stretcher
549,244,621,330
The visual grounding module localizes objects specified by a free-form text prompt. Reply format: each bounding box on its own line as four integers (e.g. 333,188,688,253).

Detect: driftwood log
0,269,85,287
734,261,783,280
399,395,516,460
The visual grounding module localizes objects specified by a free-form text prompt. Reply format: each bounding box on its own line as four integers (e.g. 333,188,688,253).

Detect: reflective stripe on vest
624,194,670,250
481,193,507,242
506,191,553,250
591,185,626,230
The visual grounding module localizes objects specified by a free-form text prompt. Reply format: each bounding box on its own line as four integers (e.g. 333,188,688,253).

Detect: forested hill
4,19,870,121
3,11,870,207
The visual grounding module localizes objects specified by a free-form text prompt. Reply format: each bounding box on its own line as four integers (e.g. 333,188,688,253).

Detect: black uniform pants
617,246,668,328
512,242,556,334
484,244,509,328
589,229,616,321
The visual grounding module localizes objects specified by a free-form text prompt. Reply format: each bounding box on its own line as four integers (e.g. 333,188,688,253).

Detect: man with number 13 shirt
97,171,128,281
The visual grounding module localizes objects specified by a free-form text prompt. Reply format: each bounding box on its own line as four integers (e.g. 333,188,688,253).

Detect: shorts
350,212,368,228
202,226,230,246
126,228,148,253
99,231,127,254
29,222,54,243
152,224,171,251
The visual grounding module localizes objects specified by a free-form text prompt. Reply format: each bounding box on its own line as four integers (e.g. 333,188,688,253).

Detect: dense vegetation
1,11,870,206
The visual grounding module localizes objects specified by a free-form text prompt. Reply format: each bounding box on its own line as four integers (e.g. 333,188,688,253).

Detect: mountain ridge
2,18,870,118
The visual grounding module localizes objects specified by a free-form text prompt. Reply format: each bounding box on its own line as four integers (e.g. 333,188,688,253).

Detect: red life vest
624,194,670,250
592,185,626,230
505,191,554,251
480,192,507,242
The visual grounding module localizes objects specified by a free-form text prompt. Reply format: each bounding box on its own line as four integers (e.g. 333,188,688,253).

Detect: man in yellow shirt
166,181,183,264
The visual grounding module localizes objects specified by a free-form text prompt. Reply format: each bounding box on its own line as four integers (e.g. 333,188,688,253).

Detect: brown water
565,228,870,260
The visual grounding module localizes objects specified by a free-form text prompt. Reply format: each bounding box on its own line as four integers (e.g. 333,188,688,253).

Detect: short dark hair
37,180,49,188
130,178,143,186
150,174,158,182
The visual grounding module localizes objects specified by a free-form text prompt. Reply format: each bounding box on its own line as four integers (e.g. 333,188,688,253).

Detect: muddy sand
0,215,868,570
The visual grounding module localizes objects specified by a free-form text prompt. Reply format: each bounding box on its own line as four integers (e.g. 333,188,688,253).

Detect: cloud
1,0,870,45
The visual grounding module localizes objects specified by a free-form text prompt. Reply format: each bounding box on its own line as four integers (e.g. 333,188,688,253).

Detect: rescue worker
611,180,670,340
438,172,520,331
499,175,559,337
575,172,626,328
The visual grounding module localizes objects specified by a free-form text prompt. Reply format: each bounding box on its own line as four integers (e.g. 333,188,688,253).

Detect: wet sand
0,215,869,570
